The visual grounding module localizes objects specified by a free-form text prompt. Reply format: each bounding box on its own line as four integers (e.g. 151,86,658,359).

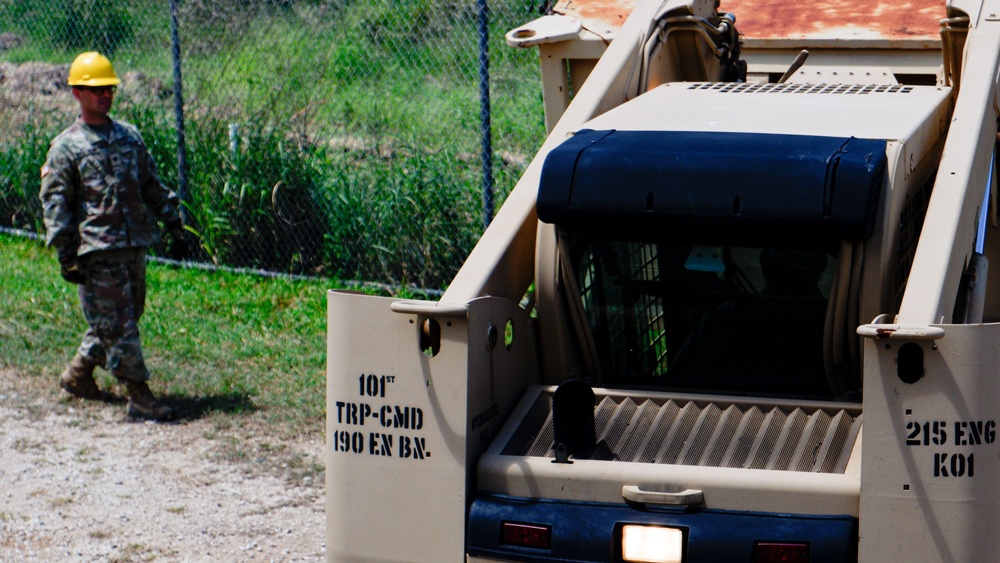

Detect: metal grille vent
893,171,935,309
688,82,914,95
502,393,862,474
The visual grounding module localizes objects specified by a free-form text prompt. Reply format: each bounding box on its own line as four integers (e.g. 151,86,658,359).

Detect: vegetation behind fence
0,0,548,291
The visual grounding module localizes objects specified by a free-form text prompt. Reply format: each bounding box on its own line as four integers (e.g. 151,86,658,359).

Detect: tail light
752,540,810,563
500,522,551,550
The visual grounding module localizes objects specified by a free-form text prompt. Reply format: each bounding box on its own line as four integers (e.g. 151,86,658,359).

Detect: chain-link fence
0,0,548,292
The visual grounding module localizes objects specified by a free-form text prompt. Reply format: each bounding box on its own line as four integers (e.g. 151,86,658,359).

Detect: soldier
39,51,185,421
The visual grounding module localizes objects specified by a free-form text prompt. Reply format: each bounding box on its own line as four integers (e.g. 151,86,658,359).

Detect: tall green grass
0,114,51,234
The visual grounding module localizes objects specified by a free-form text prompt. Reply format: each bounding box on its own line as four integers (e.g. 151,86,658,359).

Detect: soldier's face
73,86,115,118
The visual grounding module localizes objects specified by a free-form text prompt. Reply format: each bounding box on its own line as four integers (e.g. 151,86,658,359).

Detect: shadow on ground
83,388,257,422
166,393,258,420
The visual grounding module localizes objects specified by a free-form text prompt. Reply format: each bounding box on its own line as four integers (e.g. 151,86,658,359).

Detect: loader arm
898,3,1000,324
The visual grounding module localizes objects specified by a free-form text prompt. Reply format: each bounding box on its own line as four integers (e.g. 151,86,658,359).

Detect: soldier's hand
167,228,188,260
59,256,85,285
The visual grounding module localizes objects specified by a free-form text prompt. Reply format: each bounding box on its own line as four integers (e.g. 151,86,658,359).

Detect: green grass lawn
0,232,332,437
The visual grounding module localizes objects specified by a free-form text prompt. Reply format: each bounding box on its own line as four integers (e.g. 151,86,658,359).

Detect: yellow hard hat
67,52,121,87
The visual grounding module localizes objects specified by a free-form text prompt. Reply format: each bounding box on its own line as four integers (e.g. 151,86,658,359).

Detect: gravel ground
0,368,326,562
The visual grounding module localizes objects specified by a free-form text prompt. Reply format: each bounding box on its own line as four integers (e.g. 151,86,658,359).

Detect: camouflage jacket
39,117,181,261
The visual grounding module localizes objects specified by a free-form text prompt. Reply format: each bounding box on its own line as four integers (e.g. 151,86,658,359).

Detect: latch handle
622,485,704,506
856,324,945,340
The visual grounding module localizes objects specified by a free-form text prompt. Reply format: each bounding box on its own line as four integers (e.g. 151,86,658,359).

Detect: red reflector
501,522,552,549
752,541,810,563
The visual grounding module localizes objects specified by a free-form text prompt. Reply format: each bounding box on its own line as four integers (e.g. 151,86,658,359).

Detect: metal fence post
170,0,189,223
478,0,494,229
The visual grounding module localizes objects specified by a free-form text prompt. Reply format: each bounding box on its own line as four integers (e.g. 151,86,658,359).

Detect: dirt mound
0,61,173,132
0,32,24,50
0,61,68,96
0,61,75,129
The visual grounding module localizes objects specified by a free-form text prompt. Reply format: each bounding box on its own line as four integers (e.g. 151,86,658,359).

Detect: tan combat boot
59,353,104,400
125,381,175,421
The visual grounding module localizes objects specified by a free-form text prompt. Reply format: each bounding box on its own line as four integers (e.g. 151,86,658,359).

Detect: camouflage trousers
75,247,150,383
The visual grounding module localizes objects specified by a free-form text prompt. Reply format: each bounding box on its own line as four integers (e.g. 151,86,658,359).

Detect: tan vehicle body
327,0,1000,560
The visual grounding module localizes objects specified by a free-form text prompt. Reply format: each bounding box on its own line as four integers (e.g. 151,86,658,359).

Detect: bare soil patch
0,368,326,562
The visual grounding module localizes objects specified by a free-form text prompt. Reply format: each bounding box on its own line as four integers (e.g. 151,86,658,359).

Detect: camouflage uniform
40,117,181,383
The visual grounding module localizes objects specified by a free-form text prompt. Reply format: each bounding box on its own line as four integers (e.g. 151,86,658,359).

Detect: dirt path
0,368,326,562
